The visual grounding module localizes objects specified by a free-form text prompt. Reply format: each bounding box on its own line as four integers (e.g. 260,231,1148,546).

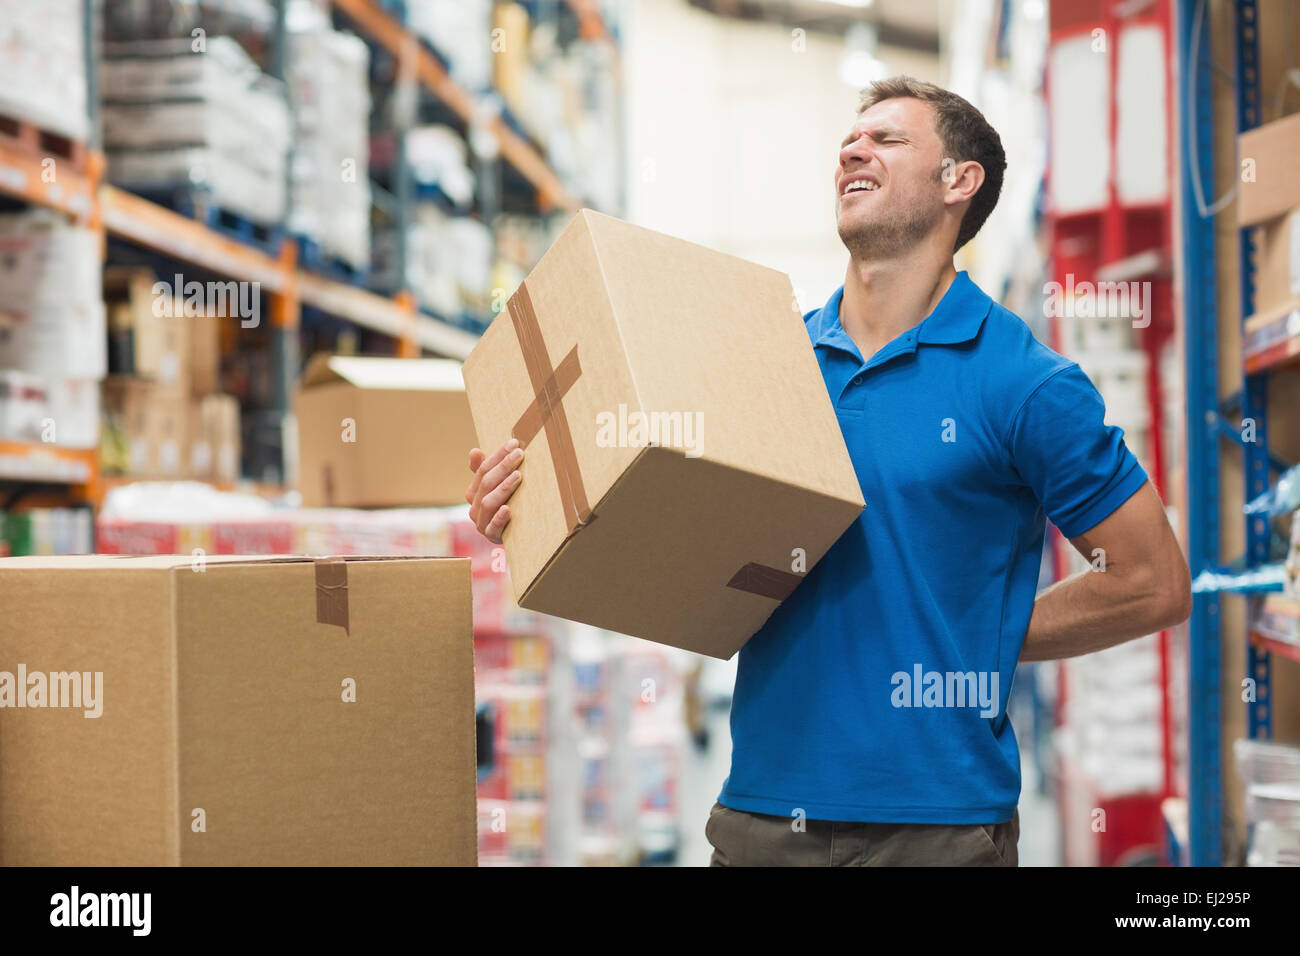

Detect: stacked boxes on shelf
100,268,241,481
0,210,105,449
286,0,372,273
0,0,88,142
100,37,291,227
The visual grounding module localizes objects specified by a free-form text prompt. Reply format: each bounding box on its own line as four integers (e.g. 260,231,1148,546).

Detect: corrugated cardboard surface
295,355,478,508
585,210,862,504
463,213,642,592
0,554,477,866
1238,112,1300,226
463,210,864,658
527,446,864,659
0,562,180,865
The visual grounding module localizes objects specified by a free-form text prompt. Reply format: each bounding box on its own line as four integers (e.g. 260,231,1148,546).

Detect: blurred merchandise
101,37,290,226
189,393,241,482
373,203,493,322
405,0,493,93
0,0,88,141
1235,739,1300,866
286,0,372,272
102,0,276,47
406,126,476,210
0,211,106,381
241,409,294,486
0,507,94,556
101,376,189,478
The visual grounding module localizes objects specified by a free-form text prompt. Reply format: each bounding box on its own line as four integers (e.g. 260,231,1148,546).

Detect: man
466,76,1191,866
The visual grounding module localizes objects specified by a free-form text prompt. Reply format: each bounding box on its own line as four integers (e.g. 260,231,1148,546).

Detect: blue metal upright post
1234,0,1272,741
1178,0,1223,867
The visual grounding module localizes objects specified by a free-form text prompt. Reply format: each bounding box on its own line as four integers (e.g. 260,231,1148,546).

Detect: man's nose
839,135,874,170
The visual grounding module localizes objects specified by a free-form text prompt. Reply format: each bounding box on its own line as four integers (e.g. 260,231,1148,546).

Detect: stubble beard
837,194,945,261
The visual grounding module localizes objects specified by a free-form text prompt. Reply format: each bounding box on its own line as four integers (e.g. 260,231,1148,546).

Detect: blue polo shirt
719,271,1148,824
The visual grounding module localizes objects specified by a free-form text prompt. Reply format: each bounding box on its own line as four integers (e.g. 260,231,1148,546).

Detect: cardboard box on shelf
462,209,865,660
104,268,190,392
189,312,222,396
0,554,478,865
100,376,188,477
295,355,478,508
1254,205,1300,317
1238,112,1300,227
189,393,241,482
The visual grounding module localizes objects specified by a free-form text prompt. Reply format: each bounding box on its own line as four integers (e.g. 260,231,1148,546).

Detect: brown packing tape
507,281,593,534
315,557,349,633
726,562,804,602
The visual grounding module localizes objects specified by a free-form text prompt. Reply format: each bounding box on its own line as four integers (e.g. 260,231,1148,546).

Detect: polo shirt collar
916,270,993,344
811,270,993,353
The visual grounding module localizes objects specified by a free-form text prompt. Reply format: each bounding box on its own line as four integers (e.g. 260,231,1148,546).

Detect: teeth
843,180,878,194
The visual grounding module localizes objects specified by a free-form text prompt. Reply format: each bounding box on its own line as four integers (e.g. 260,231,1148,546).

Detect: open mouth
840,178,881,197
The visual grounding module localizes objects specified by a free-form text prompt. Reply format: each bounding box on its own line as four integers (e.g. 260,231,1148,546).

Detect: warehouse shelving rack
1175,0,1297,867
0,0,620,504
1044,0,1180,868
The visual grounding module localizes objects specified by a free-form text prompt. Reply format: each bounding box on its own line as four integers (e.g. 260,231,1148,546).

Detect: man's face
834,97,948,260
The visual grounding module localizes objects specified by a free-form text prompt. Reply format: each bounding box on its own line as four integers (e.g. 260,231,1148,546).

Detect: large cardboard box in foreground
463,210,864,659
295,355,477,508
0,554,477,865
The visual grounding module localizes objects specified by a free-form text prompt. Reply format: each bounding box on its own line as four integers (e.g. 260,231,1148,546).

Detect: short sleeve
1007,363,1148,539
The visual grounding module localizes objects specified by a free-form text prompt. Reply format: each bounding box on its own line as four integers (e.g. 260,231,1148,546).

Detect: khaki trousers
706,801,1020,866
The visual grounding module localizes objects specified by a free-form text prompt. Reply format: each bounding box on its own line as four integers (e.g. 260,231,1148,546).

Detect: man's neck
839,243,958,360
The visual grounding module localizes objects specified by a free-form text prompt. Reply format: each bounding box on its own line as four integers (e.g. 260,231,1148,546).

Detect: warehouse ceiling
687,0,942,53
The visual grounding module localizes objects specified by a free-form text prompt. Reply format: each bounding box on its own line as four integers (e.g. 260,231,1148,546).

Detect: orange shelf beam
0,441,98,489
99,185,288,290
0,143,98,223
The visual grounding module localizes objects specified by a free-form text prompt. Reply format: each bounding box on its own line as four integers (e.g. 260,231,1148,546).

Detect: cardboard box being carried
462,209,864,659
295,355,478,508
0,554,477,865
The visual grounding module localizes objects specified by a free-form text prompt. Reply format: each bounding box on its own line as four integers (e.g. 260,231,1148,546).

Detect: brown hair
857,76,1006,252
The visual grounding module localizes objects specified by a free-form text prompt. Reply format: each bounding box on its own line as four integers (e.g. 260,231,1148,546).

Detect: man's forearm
1019,566,1181,663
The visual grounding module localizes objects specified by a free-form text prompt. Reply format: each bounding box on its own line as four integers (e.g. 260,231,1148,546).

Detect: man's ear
942,159,985,208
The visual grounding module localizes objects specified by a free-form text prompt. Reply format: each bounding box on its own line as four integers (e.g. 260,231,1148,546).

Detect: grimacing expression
835,97,948,260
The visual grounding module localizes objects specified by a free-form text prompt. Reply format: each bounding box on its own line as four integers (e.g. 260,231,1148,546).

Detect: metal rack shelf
329,0,584,211
1178,0,1297,867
